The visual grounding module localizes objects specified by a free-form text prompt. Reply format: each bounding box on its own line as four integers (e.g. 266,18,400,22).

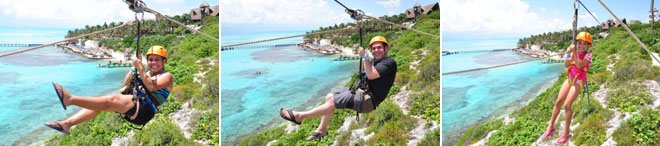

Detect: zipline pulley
335,0,369,122
335,0,365,21
122,0,158,130
346,9,365,21
124,0,146,13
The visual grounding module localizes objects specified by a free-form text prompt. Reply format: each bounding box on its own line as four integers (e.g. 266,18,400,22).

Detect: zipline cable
597,0,660,64
363,15,439,38
0,1,220,58
220,27,355,48
442,54,561,76
144,7,219,42
222,0,438,49
0,20,136,58
443,0,660,76
572,1,579,63
576,0,600,24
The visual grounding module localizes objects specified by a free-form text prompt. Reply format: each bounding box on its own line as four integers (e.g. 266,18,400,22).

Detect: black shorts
332,88,374,113
123,99,156,125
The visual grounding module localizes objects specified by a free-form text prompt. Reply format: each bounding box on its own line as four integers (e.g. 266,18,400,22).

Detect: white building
84,40,99,49
649,8,659,23
319,39,332,46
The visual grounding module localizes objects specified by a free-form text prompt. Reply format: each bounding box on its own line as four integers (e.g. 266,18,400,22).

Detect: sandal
306,131,328,141
44,122,70,135
279,108,301,125
555,134,572,145
52,82,67,110
540,128,555,140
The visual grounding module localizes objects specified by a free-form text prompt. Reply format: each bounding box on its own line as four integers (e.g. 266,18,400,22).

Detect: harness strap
136,89,158,114
135,77,162,107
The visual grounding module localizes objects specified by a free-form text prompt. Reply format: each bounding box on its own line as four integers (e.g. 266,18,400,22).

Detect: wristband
362,55,369,60
131,68,137,73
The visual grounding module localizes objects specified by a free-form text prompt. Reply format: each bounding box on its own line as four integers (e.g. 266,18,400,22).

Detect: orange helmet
146,46,167,59
576,32,592,44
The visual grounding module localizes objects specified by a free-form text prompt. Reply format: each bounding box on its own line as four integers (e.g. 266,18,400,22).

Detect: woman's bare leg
546,79,571,133
56,83,134,113
559,84,581,139
45,108,100,132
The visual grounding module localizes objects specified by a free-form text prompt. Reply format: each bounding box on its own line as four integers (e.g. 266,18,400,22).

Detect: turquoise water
0,27,130,145
221,31,358,144
442,38,565,145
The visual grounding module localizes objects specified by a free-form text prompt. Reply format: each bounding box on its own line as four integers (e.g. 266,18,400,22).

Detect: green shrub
572,113,608,145
366,100,416,134
409,92,440,122
607,87,653,113
366,122,408,146
192,108,219,146
455,119,503,146
130,117,194,146
418,128,440,146
238,126,286,146
46,112,133,145
613,108,660,145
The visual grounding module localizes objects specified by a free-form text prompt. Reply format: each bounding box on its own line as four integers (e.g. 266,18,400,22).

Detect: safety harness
119,0,165,130
570,1,590,114
335,0,374,122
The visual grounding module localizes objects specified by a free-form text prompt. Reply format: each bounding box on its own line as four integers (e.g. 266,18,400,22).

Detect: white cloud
387,11,397,16
578,12,599,27
376,0,401,8
0,0,205,28
442,0,568,37
221,0,351,26
3,9,11,15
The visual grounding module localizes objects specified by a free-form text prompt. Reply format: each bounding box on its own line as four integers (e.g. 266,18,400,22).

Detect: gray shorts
333,88,374,113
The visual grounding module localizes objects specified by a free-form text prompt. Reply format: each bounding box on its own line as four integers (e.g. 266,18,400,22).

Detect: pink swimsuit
567,52,592,87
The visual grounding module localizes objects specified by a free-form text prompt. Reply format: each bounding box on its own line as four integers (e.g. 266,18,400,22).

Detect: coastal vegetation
44,15,219,145
455,21,660,145
517,25,602,52
239,10,439,145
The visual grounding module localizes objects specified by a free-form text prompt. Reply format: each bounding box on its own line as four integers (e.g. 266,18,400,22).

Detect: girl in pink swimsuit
540,32,592,145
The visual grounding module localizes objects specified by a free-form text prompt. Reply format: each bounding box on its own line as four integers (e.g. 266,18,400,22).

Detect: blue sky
0,0,219,29
221,0,439,34
443,0,660,41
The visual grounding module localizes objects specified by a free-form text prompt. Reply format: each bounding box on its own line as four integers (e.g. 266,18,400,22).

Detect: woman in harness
45,46,173,135
540,32,593,145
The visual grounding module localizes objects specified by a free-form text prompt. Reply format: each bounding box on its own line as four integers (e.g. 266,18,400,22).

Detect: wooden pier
98,61,132,68
57,44,112,59
443,48,513,56
542,57,565,64
0,43,43,47
220,44,296,51
333,55,360,61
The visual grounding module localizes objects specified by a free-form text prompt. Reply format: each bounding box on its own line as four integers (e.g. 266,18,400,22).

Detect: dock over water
98,61,132,68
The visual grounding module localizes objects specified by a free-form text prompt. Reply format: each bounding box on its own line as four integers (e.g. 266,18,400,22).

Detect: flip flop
540,128,555,140
52,82,66,110
555,134,572,145
279,108,301,125
306,131,328,141
44,122,70,135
